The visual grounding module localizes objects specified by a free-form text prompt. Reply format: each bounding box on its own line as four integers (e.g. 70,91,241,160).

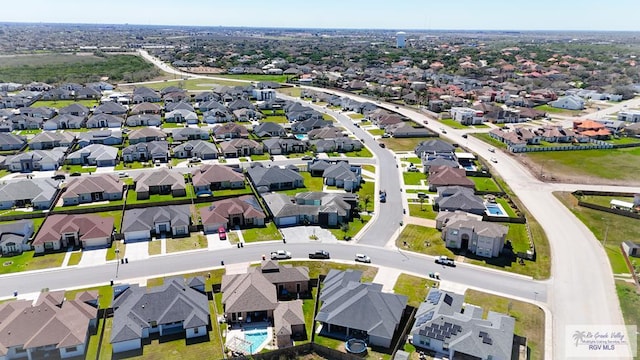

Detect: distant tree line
0,55,159,84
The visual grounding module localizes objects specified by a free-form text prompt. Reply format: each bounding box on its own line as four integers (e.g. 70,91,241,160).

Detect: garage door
278,216,297,226
125,231,150,242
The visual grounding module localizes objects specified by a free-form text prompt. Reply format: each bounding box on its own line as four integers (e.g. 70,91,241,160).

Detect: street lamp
115,247,120,278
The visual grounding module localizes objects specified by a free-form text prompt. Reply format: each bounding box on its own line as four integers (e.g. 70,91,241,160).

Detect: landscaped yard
438,119,468,129
53,198,125,211
469,176,501,192
261,115,288,123
148,240,162,255
393,273,437,307
166,234,207,253
67,252,82,266
396,225,452,257
408,203,438,220
348,113,364,119
403,157,422,164
277,87,302,97
0,250,66,275
280,172,323,195
380,137,431,152
403,171,425,186
242,222,282,242
94,210,123,232
555,191,638,274
506,223,531,254
125,184,195,205
61,164,97,174
115,161,154,170
249,153,271,161
160,122,184,128
105,241,125,261
64,285,113,309
367,128,385,136
357,181,375,212
534,104,581,116
328,214,371,240
471,132,508,150
282,260,378,282
341,147,373,158
465,289,545,360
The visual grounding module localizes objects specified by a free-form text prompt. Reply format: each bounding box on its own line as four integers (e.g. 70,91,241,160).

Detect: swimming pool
294,134,308,140
485,203,507,216
244,329,269,353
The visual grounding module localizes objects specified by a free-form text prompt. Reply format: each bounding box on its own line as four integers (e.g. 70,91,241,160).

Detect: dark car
51,174,66,181
69,172,82,177
462,134,468,139
309,250,330,259
379,143,386,148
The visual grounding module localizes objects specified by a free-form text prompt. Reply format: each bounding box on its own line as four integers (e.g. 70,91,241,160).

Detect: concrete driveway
280,226,338,244
125,241,149,261
78,248,107,267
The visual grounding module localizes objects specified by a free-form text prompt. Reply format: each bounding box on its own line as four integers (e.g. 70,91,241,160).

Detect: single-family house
66,144,118,167
172,140,218,160
198,100,225,112
133,168,186,200
0,220,34,255
307,127,345,140
428,166,475,192
262,192,354,227
164,101,195,113
0,133,26,151
0,178,59,210
86,113,123,128
435,186,485,216
0,291,97,360
43,114,85,130
213,123,249,139
132,87,161,103
263,138,307,155
219,138,262,158
312,138,362,153
450,107,484,125
110,277,209,353
386,123,433,138
316,269,407,348
58,103,90,117
248,165,304,192
32,214,114,252
199,195,266,232
28,131,75,150
76,130,122,148
172,127,210,142
93,101,127,116
5,149,66,172
321,162,362,191
191,164,245,194
233,108,262,122
122,205,191,241
9,114,43,130
549,95,585,110
253,122,286,138
411,288,515,360
228,99,255,111
59,172,121,204
20,106,56,120
414,139,456,159
122,141,169,163
127,127,166,144
274,300,306,348
436,211,507,258
617,110,640,123
202,108,234,124
164,109,198,124
291,118,332,134
125,114,162,127
622,241,640,258
129,102,161,115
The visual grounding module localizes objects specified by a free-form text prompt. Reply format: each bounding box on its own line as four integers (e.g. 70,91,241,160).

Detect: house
191,164,245,194
312,138,363,153
316,269,407,348
411,288,515,360
291,118,332,134
127,127,166,144
213,122,249,139
133,168,186,200
165,101,195,113
199,195,266,232
262,192,354,227
61,174,124,206
617,110,640,123
110,277,209,354
198,100,225,112
43,114,85,130
436,211,507,258
274,300,306,348
125,114,162,127
0,178,59,210
573,120,612,140
20,106,56,120
165,109,198,124
228,99,255,111
122,141,169,163
66,144,118,167
322,162,362,191
173,140,219,159
0,133,26,151
86,113,123,128
489,128,541,147
5,149,66,172
549,95,585,110
263,138,307,155
435,186,485,216
76,130,122,147
32,214,114,252
414,139,456,159
219,138,262,158
422,155,460,173
172,127,210,142
75,87,101,100
450,107,484,125
0,220,34,255
248,165,304,192
233,108,262,122
386,123,433,138
122,205,191,241
307,127,345,140
8,114,43,130
93,101,127,116
129,102,161,115
58,103,90,117
0,291,97,360
28,131,75,150
428,166,475,192
202,108,234,124
132,87,161,103
253,122,286,138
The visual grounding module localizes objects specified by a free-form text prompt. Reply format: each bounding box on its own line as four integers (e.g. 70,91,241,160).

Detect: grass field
393,273,437,307
357,181,375,212
348,113,365,119
396,225,452,257
438,119,468,129
403,171,425,185
67,252,82,266
0,250,66,275
534,104,581,116
261,115,288,123
119,78,246,91
380,137,431,152
242,222,282,242
465,289,545,360
408,204,438,220
525,147,640,184
213,74,288,83
31,99,100,109
554,192,637,274
276,87,302,97
328,214,371,240
469,176,501,192
616,280,640,356
166,234,207,253
368,128,385,136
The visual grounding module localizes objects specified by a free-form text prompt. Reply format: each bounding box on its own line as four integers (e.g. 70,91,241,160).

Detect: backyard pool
485,203,507,217
462,164,476,171
244,329,270,353
294,134,308,140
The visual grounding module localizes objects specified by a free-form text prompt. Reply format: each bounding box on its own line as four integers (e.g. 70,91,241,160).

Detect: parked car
301,155,313,160
462,134,468,139
189,157,202,163
308,250,330,259
435,256,456,267
379,143,386,148
381,133,390,138
51,174,66,181
218,227,226,240
69,172,81,177
355,253,371,263
488,147,495,152
490,157,498,163
117,172,129,178
271,250,292,260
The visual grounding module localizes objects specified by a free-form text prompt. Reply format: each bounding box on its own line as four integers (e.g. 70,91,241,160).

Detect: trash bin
110,280,114,286
237,243,241,248
220,260,224,266
120,258,124,264
125,258,128,264
13,290,18,297
240,242,244,248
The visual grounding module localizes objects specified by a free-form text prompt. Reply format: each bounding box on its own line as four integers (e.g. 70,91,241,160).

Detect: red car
218,227,227,240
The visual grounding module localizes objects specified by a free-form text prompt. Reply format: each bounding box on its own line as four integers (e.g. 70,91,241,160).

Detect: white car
488,147,495,152
490,157,498,163
355,253,371,263
270,250,292,260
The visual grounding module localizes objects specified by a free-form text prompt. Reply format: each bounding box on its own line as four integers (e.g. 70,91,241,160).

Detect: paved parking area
280,226,337,244
125,241,149,261
78,248,108,267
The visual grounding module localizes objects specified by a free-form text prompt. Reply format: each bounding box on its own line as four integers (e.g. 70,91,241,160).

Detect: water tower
396,31,406,48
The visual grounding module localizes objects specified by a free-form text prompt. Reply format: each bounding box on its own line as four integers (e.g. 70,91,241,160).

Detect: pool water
485,203,507,216
244,329,269,353
294,134,308,140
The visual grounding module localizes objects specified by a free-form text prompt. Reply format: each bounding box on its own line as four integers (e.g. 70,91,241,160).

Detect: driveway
78,248,107,267
206,233,234,251
280,226,338,244
125,241,150,261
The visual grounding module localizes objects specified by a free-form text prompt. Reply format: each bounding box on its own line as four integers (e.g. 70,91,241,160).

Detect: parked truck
308,250,330,259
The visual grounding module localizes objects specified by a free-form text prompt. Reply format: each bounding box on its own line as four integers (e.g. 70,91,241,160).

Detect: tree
341,223,350,240
362,195,372,213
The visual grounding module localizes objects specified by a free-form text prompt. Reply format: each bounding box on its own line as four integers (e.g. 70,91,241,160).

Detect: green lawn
438,119,468,129
212,186,253,197
160,122,184,128
261,115,288,123
466,289,545,360
0,250,66,275
471,132,509,150
342,147,373,158
276,87,302,97
94,210,123,232
115,161,153,170
362,164,376,174
242,222,282,242
534,104,581,115
65,285,113,309
555,192,638,274
14,129,42,135
396,224,453,257
166,234,208,253
496,198,518,217
526,147,640,184
67,252,82,266
249,153,270,161
469,176,501,192
403,171,425,186
283,261,378,282
579,195,635,208
506,223,531,254
380,137,431,152
403,157,422,164
54,198,125,211
61,164,97,174
408,204,438,220
328,215,371,240
616,280,640,357
214,74,288,82
148,240,162,256
31,99,101,109
348,113,365,119
279,172,323,195
357,181,375,212
393,273,437,307
125,185,195,205
367,128,385,136
322,113,336,121
105,241,125,262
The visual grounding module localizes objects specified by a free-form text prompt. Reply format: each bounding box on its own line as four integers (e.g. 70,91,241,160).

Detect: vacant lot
396,225,452,257
380,137,431,152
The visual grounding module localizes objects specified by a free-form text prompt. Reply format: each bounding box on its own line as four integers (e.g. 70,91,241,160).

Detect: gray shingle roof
247,166,303,188
0,178,58,204
122,205,191,233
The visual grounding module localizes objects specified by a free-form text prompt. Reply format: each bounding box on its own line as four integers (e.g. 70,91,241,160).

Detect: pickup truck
270,250,292,260
435,256,456,267
308,250,330,259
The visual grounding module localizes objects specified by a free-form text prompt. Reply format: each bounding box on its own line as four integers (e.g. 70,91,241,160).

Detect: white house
549,95,585,110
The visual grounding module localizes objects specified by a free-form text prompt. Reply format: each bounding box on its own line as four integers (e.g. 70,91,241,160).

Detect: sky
2,0,640,31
